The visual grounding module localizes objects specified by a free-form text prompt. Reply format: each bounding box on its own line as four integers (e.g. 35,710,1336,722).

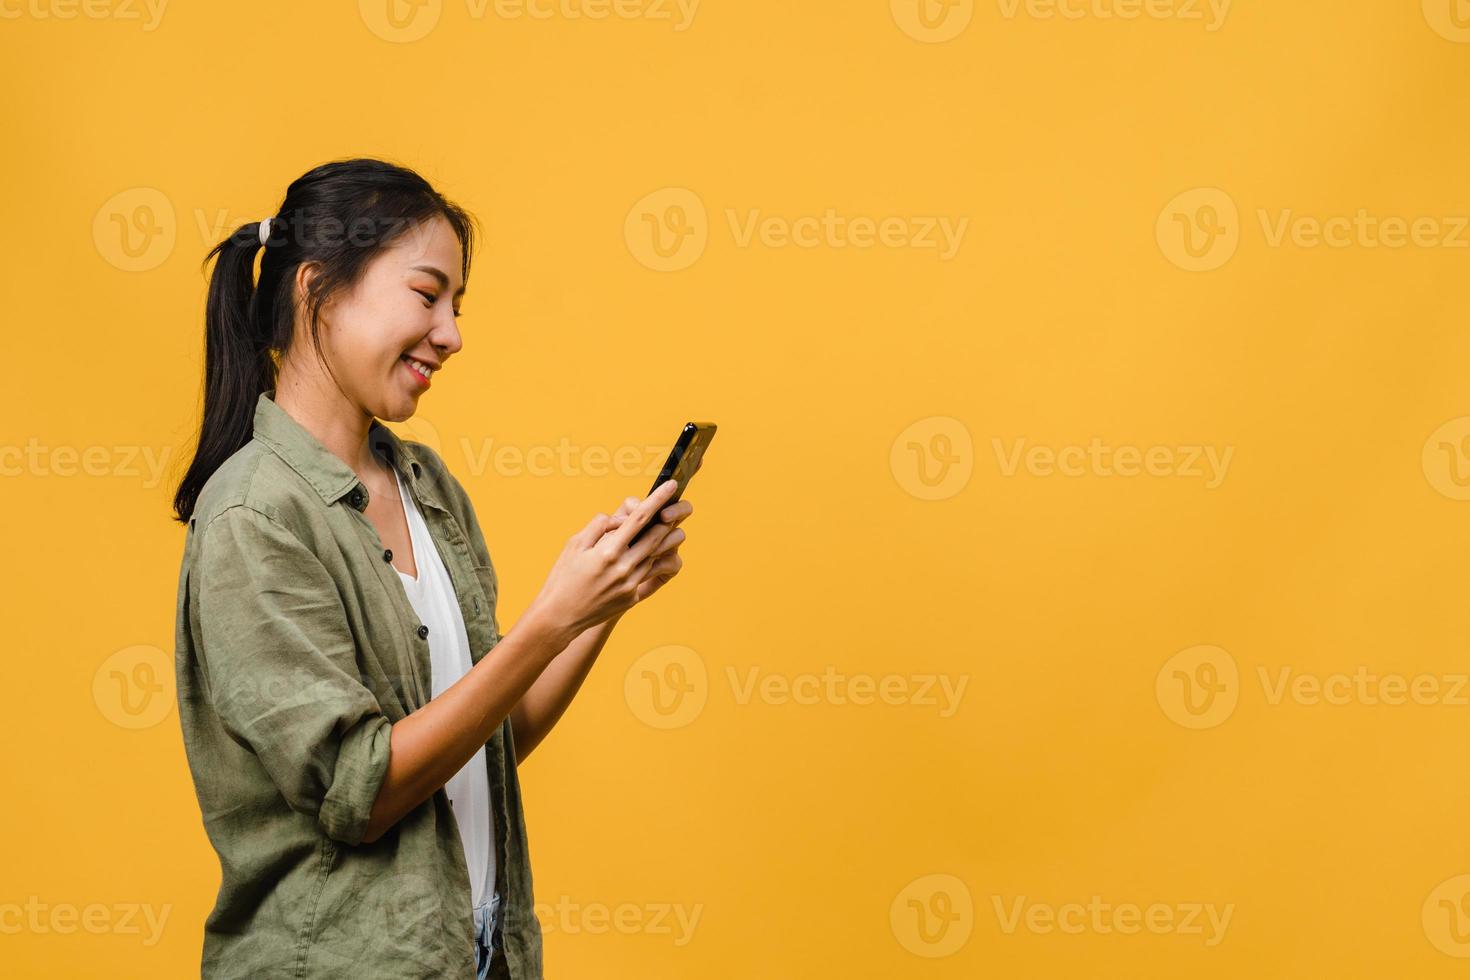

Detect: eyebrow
410,265,466,299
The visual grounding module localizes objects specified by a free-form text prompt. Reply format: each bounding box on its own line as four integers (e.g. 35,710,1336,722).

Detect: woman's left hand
606,493,692,602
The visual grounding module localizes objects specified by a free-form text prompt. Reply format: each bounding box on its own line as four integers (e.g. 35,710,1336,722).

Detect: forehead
383,217,464,290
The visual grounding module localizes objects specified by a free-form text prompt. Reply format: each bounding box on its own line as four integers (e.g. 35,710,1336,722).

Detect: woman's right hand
523,479,683,644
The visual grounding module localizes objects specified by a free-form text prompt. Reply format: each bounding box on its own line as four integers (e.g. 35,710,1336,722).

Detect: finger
647,500,692,541
607,496,646,530
629,543,667,591
651,527,686,557
657,500,693,527
636,554,683,600
636,575,668,603
610,479,680,550
624,512,677,567
574,512,612,548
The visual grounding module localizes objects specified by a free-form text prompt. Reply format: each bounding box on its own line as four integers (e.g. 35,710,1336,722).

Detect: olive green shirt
174,392,543,978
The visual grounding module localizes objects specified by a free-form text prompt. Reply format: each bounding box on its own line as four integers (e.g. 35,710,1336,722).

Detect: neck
272,359,381,477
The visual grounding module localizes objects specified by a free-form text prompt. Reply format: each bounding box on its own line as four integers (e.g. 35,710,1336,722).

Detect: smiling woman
168,157,694,979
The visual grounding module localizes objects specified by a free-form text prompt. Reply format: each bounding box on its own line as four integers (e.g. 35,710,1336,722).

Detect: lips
401,355,435,387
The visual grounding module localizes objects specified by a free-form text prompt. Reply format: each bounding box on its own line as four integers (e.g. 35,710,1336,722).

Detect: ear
293,260,320,308
294,261,338,333
286,262,337,361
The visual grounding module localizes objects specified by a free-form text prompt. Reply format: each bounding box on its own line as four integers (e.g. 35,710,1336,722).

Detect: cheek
324,324,400,384
322,290,427,381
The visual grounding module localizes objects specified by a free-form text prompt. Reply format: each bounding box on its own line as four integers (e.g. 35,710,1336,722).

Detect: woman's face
302,215,466,423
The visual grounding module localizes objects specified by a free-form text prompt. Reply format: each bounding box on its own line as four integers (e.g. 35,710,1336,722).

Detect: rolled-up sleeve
195,504,391,846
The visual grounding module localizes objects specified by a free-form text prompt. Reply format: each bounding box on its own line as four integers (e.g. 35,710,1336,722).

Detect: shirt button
383,549,393,562
348,489,365,507
417,625,430,640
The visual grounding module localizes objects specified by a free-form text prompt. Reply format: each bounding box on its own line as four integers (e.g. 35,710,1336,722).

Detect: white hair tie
258,217,273,247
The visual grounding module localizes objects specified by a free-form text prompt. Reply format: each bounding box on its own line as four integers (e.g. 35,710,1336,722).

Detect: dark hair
172,158,476,524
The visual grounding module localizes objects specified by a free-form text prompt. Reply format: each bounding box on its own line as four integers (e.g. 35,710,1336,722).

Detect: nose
428,310,462,359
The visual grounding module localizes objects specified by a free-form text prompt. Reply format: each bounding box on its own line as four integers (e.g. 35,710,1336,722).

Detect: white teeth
404,357,433,379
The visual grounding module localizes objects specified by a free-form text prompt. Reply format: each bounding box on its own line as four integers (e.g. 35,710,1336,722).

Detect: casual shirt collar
251,391,426,512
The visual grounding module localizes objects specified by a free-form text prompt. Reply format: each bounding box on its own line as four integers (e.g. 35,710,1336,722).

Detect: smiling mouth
401,355,435,386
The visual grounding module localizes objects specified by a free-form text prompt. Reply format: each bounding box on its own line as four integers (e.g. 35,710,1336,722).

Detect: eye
414,289,436,308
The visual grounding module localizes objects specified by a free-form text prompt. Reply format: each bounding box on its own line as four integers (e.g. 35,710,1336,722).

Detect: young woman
171,158,691,979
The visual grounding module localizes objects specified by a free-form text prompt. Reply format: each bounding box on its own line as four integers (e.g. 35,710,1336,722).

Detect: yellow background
4,0,1470,976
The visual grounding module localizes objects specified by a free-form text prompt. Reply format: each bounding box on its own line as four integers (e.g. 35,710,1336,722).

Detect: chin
376,399,420,424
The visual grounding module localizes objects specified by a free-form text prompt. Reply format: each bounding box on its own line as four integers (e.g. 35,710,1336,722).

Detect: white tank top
386,457,496,908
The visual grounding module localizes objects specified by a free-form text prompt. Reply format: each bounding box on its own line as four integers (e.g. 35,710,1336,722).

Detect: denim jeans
473,891,502,979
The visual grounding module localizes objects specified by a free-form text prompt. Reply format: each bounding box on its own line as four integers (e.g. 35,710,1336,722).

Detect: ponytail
173,223,274,524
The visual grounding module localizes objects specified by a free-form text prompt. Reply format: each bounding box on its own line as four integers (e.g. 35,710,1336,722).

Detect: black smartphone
629,422,717,547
